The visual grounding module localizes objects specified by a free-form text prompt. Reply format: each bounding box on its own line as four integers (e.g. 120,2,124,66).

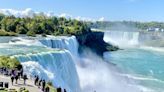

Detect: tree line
88,21,164,31
0,13,91,36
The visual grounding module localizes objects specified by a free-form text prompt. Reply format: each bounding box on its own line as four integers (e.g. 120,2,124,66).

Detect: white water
14,51,80,92
39,36,78,56
9,37,44,46
103,31,164,92
104,31,139,47
76,49,142,92
6,35,145,92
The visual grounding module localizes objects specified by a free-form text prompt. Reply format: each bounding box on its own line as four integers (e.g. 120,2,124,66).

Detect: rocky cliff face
76,32,119,56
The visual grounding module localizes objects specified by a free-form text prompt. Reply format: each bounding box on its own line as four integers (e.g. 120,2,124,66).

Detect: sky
0,0,164,21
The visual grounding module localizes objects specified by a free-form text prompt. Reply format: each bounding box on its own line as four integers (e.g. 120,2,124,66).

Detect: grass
0,88,8,92
49,86,57,92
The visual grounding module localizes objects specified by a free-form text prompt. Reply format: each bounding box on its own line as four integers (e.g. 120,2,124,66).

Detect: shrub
26,30,36,37
0,56,21,69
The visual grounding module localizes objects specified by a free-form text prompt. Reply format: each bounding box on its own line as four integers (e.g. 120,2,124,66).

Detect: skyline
0,0,164,22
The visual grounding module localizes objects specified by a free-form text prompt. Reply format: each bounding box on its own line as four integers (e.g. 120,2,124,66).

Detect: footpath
0,75,41,92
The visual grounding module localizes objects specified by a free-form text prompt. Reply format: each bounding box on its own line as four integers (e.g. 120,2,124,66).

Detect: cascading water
13,50,80,92
37,36,143,92
104,31,139,47
7,36,81,92
39,36,78,56
3,35,144,92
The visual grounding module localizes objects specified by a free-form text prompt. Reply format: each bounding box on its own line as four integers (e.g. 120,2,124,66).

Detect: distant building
147,28,154,32
155,28,160,32
147,27,164,32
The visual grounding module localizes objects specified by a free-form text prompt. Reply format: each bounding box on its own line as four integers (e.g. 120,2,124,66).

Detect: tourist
17,70,21,80
57,87,62,92
45,86,50,92
10,69,16,85
11,74,14,85
20,68,23,78
23,74,28,85
15,74,18,84
3,67,6,75
42,80,46,91
34,75,39,85
11,69,14,76
4,69,9,76
64,89,67,92
39,79,43,88
14,70,19,84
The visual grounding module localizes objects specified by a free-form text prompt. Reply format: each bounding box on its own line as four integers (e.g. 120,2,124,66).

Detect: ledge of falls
76,31,119,56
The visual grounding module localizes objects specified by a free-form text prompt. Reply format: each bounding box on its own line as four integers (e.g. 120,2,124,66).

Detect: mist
108,22,141,32
75,48,142,92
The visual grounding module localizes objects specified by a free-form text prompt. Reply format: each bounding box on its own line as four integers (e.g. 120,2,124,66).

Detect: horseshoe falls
104,31,164,92
104,31,140,47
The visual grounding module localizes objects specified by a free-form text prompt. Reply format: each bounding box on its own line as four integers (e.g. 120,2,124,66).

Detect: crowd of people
34,75,48,92
0,67,67,92
0,67,27,85
10,69,27,85
34,75,67,92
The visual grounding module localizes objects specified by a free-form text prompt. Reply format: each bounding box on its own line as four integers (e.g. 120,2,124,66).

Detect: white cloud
98,17,105,21
0,8,105,22
58,13,72,19
0,8,34,17
0,8,55,18
75,16,96,22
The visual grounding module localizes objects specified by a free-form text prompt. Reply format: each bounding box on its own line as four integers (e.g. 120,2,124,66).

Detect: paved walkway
0,75,42,92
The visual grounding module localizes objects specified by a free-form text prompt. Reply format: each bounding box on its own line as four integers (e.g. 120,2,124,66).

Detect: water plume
76,48,141,92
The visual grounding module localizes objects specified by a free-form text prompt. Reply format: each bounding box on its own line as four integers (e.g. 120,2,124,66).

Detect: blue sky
0,0,164,21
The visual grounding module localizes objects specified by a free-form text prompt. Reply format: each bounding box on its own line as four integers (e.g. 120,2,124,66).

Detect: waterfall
9,36,80,92
104,31,139,47
13,50,80,92
39,36,79,56
7,35,143,92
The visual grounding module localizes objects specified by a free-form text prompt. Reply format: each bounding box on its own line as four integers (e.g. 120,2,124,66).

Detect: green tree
16,25,27,34
27,30,36,37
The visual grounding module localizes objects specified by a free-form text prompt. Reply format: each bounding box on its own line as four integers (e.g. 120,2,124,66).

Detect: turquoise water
1,34,164,92
104,47,164,91
0,36,80,92
0,44,56,56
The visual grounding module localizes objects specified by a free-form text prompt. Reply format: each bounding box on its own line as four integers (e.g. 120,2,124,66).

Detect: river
104,31,164,92
0,32,163,92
